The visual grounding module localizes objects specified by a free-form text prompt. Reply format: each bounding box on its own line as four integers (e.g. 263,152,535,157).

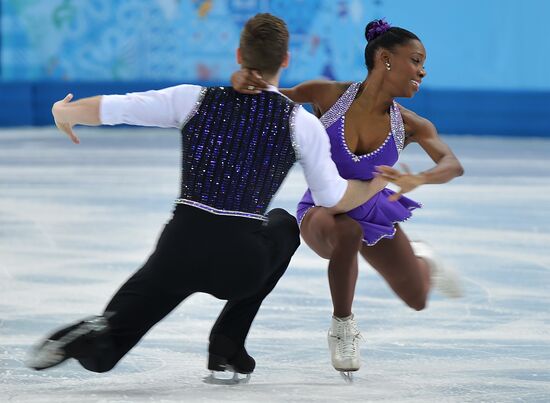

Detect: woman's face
384,39,427,98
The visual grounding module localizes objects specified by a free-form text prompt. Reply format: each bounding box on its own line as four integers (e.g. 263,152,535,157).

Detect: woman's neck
356,75,393,115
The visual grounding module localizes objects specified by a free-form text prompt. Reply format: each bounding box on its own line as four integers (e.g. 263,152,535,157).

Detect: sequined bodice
319,82,405,180
178,87,297,220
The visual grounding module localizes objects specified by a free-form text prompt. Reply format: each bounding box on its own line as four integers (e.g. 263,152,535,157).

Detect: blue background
1,0,549,135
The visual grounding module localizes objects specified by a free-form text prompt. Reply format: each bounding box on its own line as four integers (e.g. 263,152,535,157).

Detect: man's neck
264,75,279,88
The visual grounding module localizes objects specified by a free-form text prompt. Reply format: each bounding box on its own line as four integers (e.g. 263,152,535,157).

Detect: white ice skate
410,241,463,298
328,315,362,381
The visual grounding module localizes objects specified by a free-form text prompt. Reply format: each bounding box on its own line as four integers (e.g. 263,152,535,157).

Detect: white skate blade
26,340,66,370
203,371,251,385
339,371,354,383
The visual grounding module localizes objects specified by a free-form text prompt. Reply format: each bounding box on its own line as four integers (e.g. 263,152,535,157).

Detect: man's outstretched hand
52,93,80,144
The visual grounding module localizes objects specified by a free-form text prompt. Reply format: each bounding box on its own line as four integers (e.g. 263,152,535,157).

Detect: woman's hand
230,69,269,94
52,93,80,144
375,164,426,201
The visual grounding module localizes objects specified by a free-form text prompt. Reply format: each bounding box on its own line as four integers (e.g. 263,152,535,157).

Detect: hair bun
365,18,391,42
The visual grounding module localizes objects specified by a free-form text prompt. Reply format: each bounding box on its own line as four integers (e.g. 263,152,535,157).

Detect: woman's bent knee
404,293,428,311
333,218,363,246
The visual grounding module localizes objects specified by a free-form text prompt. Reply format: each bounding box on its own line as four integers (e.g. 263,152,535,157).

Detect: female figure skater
232,19,464,374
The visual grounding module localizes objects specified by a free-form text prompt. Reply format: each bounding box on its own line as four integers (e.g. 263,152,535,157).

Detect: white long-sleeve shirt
100,84,347,208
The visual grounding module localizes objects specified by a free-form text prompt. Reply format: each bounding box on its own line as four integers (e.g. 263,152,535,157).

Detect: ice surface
1,128,549,402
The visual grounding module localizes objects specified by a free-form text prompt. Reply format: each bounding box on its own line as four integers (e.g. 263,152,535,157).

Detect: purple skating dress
296,82,421,245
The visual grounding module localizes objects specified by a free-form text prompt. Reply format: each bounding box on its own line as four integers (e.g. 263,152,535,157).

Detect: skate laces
333,319,362,358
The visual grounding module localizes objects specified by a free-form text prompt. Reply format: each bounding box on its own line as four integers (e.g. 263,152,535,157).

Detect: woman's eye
412,59,420,64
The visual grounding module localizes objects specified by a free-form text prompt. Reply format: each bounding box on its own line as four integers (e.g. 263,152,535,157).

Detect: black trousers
79,205,300,372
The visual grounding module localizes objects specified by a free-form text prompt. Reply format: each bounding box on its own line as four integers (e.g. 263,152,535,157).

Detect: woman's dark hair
364,19,420,71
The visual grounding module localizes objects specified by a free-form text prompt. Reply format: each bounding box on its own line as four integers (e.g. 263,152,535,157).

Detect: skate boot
328,315,362,381
411,241,463,298
204,334,255,384
26,315,109,370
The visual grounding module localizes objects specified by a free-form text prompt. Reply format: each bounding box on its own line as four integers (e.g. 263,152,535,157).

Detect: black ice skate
26,315,109,370
203,334,255,385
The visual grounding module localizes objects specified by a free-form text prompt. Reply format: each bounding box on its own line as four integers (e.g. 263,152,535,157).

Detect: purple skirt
296,189,421,246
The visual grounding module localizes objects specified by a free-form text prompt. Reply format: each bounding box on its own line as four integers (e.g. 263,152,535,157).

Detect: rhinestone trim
174,198,268,221
319,82,362,129
339,116,392,162
391,101,405,153
362,205,421,246
289,104,301,160
180,86,208,128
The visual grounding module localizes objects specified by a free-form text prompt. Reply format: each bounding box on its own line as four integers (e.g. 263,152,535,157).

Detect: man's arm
51,85,204,143
326,177,387,214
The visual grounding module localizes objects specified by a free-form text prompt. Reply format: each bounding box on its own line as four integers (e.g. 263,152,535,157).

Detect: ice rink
1,128,549,402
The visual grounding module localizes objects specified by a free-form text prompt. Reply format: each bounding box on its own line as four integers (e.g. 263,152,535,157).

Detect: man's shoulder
206,86,292,100
293,105,325,132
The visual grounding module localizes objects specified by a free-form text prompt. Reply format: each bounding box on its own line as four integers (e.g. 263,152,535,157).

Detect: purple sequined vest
175,87,298,220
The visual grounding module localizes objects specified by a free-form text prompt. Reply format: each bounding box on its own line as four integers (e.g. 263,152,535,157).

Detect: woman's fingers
375,165,400,180
243,70,268,93
400,162,412,175
388,191,402,202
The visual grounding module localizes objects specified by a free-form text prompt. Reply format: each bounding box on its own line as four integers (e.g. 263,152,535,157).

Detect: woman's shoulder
310,80,356,113
396,104,433,128
395,103,437,139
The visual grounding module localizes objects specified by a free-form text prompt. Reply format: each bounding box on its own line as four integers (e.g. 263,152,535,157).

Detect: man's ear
236,48,242,65
281,51,290,68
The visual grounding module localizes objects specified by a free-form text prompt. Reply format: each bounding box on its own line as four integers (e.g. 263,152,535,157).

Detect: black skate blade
203,370,251,385
339,371,354,383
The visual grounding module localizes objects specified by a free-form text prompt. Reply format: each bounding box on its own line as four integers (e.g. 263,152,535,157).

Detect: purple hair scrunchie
366,18,391,41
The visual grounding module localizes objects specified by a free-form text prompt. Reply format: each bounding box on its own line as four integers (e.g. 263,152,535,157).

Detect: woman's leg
359,225,431,311
301,207,365,372
300,207,364,317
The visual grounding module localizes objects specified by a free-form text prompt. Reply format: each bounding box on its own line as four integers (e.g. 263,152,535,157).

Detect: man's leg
208,208,300,372
28,219,194,372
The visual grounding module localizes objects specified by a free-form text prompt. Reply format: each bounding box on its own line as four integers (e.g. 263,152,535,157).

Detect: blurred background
1,0,549,135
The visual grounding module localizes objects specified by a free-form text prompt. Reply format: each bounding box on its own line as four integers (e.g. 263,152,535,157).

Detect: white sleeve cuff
100,95,127,125
310,179,348,208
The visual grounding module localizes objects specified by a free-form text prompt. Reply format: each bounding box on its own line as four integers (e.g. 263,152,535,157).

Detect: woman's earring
385,62,391,71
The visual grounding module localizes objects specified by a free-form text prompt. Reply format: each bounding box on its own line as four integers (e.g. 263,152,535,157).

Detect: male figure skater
27,13,386,382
